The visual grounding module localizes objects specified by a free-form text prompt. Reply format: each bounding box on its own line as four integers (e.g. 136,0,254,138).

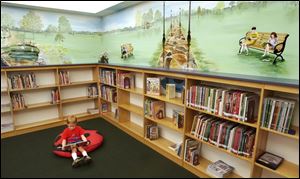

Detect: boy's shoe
72,157,84,168
83,156,92,165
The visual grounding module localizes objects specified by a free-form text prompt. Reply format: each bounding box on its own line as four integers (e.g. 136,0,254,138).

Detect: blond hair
66,115,77,124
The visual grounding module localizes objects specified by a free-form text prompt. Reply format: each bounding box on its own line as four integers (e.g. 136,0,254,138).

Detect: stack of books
168,143,182,157
11,93,26,110
51,89,60,104
100,69,116,86
144,98,165,120
207,160,234,178
172,110,184,128
184,138,201,166
146,124,159,140
87,85,98,98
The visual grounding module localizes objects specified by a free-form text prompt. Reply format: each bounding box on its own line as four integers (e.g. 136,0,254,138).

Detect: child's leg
71,147,78,160
78,146,89,157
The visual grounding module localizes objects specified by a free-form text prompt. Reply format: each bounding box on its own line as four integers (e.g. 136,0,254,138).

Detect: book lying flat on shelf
256,152,283,170
206,160,234,178
87,108,99,114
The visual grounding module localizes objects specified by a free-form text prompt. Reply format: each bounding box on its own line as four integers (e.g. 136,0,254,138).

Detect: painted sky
1,6,102,32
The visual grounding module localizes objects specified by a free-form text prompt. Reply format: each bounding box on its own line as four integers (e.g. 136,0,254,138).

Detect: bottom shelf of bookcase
119,120,144,138
255,160,299,178
145,137,181,160
15,118,63,131
183,157,242,178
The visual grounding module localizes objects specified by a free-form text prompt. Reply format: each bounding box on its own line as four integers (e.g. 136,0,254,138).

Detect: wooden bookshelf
145,115,184,133
13,102,59,111
61,96,98,104
255,160,299,178
60,80,97,87
119,120,144,138
118,87,143,95
9,84,58,92
1,64,298,178
183,156,242,178
145,137,182,160
118,103,143,116
260,126,299,140
145,94,184,107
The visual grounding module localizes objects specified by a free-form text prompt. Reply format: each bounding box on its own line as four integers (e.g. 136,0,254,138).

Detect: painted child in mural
239,27,259,55
262,32,278,61
61,115,92,168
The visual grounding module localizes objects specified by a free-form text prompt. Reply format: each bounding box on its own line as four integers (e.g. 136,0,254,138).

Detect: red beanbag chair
53,130,103,158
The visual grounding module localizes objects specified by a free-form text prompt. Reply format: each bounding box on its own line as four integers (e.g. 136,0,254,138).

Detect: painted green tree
1,13,15,28
20,10,44,40
58,16,72,33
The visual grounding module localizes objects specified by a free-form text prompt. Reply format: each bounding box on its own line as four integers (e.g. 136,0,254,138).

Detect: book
152,101,165,120
206,160,234,178
146,77,160,96
101,102,108,113
173,110,184,128
166,84,175,99
256,152,283,170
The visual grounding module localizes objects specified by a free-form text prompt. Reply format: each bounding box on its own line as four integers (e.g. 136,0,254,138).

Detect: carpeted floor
1,118,198,178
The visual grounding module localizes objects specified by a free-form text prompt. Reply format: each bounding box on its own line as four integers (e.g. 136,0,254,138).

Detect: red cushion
53,130,103,158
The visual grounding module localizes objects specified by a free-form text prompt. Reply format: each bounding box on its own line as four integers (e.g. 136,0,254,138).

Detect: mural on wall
99,1,299,80
1,1,299,80
1,6,102,66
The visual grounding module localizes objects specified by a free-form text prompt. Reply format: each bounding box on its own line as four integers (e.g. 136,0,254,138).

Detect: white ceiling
1,1,123,13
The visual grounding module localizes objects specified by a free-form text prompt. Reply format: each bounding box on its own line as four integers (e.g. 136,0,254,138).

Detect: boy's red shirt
61,126,85,143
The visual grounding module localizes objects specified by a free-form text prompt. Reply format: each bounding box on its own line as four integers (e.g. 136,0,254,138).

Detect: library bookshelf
1,64,299,178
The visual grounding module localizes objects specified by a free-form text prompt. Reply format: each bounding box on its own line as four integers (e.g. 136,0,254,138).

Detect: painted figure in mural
99,52,109,64
239,27,259,55
262,32,278,60
121,43,134,59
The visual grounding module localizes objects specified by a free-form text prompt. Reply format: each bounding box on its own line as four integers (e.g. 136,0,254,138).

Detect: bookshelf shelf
100,82,116,88
185,133,252,163
119,103,143,116
15,117,62,131
1,87,8,93
100,97,117,104
119,120,144,138
102,112,116,121
13,102,59,112
145,115,184,133
186,106,258,128
61,96,98,104
183,157,242,178
255,160,299,178
145,94,184,107
260,126,299,140
9,84,57,92
118,87,143,95
60,80,97,87
145,137,182,160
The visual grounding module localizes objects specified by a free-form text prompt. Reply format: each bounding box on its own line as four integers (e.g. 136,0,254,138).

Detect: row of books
145,124,159,140
184,138,201,166
100,69,116,86
117,72,135,89
101,102,109,113
207,160,234,178
144,98,165,120
87,85,98,98
261,97,295,133
190,113,256,157
100,85,117,103
59,71,70,85
11,93,26,110
186,86,259,123
51,89,60,104
8,73,37,89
